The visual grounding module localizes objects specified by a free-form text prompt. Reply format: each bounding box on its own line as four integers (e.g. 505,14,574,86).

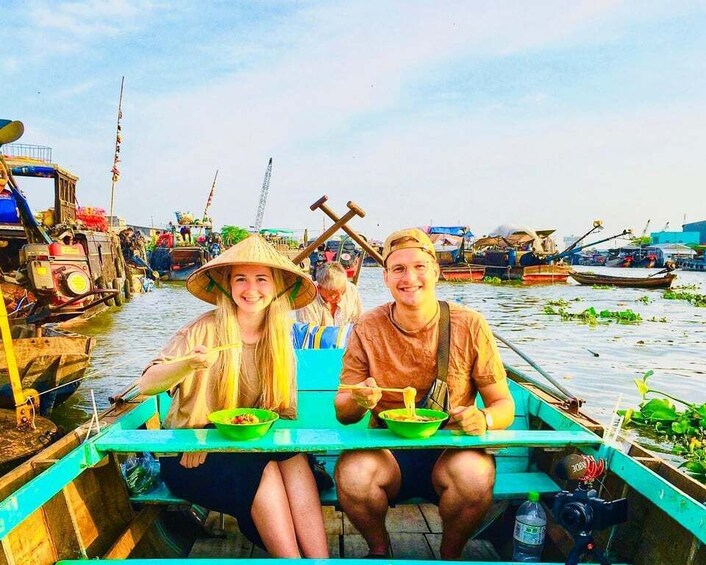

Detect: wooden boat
439,263,485,282
569,271,676,289
0,347,703,564
679,257,706,272
0,324,95,415
149,243,209,281
516,263,572,284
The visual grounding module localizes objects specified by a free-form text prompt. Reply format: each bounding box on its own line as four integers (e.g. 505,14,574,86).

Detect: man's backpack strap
437,300,450,383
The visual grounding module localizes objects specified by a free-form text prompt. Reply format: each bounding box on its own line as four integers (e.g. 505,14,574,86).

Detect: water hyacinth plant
543,304,642,325
618,370,706,483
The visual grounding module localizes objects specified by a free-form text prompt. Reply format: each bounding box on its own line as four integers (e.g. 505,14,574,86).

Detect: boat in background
569,270,677,289
679,256,706,272
0,323,95,416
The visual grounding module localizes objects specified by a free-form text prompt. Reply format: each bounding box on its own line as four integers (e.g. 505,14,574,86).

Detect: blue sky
2,1,705,244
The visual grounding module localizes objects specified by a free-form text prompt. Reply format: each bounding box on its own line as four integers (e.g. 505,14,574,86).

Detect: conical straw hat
186,235,316,309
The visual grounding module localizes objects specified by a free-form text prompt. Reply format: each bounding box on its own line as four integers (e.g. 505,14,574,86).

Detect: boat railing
1,143,52,163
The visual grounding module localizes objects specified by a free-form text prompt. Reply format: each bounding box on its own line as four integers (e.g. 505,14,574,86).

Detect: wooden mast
108,76,125,231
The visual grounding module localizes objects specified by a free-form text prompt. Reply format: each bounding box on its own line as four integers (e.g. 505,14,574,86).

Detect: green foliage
618,371,706,483
482,276,522,285
663,289,706,307
543,304,641,325
636,295,651,304
220,225,250,247
591,284,612,290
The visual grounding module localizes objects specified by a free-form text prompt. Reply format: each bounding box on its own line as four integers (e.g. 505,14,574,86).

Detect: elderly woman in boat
138,235,328,558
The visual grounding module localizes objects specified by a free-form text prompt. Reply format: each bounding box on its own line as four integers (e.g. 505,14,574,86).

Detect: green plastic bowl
378,408,448,439
208,408,279,440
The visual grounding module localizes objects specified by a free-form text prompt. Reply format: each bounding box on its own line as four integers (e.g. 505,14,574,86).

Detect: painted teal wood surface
56,559,630,564
131,469,560,506
94,428,600,454
593,447,706,544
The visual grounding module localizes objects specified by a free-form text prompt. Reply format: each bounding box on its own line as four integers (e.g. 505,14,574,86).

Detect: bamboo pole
108,76,125,231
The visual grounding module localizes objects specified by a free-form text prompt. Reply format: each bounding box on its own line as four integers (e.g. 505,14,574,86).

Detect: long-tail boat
0,346,703,564
569,271,676,289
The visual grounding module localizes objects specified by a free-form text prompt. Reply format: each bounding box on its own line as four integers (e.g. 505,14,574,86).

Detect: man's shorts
390,448,495,505
390,449,444,504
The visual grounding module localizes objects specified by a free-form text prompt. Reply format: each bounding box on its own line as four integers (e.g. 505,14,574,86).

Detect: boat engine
19,242,94,313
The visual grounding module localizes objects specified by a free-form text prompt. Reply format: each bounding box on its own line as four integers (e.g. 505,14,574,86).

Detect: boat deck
189,504,501,559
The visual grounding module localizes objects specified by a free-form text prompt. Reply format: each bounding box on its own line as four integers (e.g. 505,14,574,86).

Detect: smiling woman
137,234,328,558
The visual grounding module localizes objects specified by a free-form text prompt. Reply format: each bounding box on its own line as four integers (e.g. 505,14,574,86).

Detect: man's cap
186,234,316,309
382,228,436,265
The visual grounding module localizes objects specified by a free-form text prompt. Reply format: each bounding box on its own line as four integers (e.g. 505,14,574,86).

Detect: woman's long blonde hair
213,267,295,412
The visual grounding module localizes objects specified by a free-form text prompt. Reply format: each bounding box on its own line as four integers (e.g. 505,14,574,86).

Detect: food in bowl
208,408,279,440
384,412,440,423
231,413,260,425
378,408,449,439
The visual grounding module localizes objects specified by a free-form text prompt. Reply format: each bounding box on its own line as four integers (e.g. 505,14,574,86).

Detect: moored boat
569,271,677,289
439,263,485,282
0,324,95,415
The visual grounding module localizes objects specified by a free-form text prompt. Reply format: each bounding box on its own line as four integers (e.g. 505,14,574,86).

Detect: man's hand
349,377,383,410
449,405,487,435
189,345,218,371
179,452,207,468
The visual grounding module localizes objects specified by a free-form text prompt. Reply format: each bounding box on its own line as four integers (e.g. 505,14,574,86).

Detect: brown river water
53,266,706,455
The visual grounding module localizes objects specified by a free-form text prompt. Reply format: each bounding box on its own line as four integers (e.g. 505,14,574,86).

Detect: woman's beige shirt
140,311,296,429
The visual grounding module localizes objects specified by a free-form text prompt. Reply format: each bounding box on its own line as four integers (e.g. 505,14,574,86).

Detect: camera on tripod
553,486,627,535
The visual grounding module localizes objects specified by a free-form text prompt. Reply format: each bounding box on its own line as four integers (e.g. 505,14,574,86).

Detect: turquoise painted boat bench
94,349,601,508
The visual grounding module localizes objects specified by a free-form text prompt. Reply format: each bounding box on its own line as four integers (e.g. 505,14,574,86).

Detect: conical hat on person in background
186,234,316,309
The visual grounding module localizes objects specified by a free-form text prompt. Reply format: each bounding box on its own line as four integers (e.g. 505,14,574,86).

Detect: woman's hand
350,377,383,410
189,345,218,371
449,405,486,435
179,452,208,468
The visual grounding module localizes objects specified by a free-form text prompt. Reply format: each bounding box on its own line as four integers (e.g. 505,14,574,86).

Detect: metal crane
253,158,273,232
640,219,651,239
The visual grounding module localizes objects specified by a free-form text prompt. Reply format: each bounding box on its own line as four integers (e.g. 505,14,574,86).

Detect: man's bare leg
335,449,401,555
432,450,495,559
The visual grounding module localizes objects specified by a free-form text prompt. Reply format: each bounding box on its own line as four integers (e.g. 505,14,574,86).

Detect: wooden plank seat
130,469,563,506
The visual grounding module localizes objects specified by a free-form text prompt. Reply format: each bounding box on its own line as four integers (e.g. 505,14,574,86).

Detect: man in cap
296,262,362,327
334,228,514,559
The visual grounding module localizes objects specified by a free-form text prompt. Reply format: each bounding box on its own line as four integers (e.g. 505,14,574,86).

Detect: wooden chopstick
163,343,242,365
338,384,411,394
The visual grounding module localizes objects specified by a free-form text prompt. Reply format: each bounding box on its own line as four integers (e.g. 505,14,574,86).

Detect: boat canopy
427,226,472,237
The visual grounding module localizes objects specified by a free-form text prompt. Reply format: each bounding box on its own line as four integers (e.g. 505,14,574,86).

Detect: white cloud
6,1,706,243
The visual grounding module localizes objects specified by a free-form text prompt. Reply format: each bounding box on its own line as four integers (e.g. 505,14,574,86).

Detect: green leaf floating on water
641,398,677,422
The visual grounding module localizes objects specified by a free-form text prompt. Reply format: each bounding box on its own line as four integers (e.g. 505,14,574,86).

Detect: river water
53,266,706,445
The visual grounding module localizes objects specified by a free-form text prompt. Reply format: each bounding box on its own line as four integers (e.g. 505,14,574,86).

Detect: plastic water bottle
512,491,546,562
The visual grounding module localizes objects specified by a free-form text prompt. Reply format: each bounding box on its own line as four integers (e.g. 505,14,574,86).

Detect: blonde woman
139,235,327,557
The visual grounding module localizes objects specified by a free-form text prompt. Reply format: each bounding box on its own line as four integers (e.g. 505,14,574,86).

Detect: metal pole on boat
492,331,583,410
108,76,125,232
0,288,39,426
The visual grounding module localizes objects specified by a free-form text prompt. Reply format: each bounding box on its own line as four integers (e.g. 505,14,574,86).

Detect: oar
492,331,582,407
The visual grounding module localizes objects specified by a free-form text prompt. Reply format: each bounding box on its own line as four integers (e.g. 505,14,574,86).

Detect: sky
2,0,706,246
